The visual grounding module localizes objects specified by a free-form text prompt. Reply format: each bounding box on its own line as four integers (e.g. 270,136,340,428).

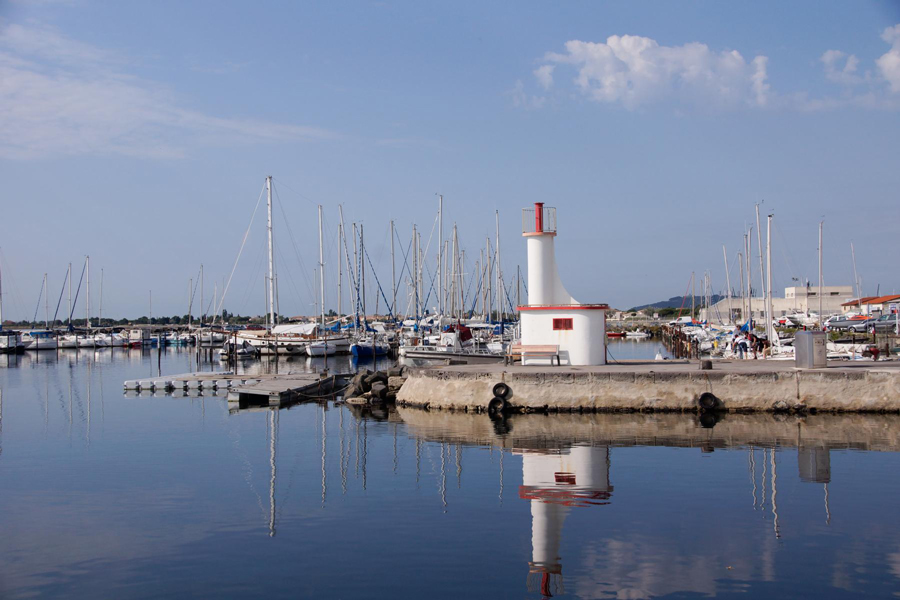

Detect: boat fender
492,382,511,399
697,392,719,411
487,396,507,416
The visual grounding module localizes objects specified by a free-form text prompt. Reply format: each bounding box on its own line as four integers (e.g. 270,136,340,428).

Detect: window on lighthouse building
552,318,573,331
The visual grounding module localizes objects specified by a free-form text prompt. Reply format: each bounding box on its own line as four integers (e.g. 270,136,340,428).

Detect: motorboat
219,340,259,360
21,330,58,350
58,334,79,349
127,329,151,347
0,330,24,353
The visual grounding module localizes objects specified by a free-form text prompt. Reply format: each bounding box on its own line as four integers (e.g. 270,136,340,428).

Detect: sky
1,0,899,320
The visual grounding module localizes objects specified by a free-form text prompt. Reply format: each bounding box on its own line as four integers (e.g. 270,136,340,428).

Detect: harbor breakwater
396,360,900,414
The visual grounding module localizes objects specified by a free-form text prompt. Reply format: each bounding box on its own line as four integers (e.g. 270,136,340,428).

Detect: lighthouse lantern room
518,203,608,366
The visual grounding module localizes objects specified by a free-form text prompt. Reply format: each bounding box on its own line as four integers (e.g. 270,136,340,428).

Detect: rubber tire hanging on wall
492,382,511,399
487,396,507,416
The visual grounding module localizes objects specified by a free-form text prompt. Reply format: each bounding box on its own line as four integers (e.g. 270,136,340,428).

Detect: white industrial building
518,203,608,365
699,285,854,323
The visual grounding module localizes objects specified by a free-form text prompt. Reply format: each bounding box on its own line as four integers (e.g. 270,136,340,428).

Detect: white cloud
876,24,900,93
821,49,863,85
537,34,771,110
533,64,554,90
0,22,337,159
510,80,545,109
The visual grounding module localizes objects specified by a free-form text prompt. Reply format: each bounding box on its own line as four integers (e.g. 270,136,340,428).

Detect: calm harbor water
2,342,900,599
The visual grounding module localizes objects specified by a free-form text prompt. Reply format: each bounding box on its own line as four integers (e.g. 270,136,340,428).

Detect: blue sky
1,1,899,320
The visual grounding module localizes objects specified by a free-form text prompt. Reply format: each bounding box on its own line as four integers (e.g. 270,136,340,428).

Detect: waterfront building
840,294,900,315
699,285,854,323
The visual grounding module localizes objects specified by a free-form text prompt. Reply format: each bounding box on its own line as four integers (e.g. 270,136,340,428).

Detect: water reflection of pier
396,408,900,597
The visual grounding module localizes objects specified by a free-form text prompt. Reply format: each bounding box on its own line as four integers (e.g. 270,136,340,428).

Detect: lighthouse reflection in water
519,446,612,598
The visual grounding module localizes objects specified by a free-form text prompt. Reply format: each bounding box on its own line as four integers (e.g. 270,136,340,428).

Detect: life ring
492,382,511,399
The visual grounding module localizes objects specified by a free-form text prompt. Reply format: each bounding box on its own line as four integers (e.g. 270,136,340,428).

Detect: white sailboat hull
306,341,336,356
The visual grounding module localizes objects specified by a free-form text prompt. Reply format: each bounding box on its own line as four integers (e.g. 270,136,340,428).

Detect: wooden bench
505,344,561,366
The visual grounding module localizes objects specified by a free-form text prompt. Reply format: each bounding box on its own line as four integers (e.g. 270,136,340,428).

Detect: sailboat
0,261,25,353
307,205,339,358
350,336,390,358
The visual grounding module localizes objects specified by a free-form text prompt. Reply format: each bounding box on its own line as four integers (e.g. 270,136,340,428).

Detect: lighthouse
519,203,608,365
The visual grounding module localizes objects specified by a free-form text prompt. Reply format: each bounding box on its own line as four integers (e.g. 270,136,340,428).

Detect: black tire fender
698,392,719,411
487,396,507,416
492,382,511,399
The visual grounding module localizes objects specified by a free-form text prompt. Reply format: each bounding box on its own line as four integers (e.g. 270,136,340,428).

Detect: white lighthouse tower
519,203,608,365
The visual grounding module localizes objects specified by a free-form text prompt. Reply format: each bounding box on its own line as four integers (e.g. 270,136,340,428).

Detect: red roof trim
518,304,609,311
842,294,900,306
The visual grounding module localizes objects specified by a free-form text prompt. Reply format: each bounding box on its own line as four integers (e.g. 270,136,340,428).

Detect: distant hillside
629,294,723,312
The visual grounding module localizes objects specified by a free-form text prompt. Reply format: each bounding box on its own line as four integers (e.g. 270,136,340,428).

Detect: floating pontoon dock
124,372,350,405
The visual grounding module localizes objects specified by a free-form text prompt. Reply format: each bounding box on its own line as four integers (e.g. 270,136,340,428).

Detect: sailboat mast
390,220,396,319
851,241,861,310
99,268,103,326
479,249,485,319
495,211,501,322
67,262,72,327
266,176,276,330
318,205,326,332
412,224,419,319
756,204,766,316
360,224,366,322
746,230,753,330
818,221,824,325
200,263,204,324
338,219,344,321
691,271,695,319
188,278,192,328
766,214,774,346
486,237,492,320
723,245,733,325
44,273,49,328
451,225,458,318
438,195,443,317
353,223,359,332
460,249,466,319
86,256,90,329
738,252,745,323
516,265,521,310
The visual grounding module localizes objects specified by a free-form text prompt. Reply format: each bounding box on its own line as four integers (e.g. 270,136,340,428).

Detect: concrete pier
396,360,900,413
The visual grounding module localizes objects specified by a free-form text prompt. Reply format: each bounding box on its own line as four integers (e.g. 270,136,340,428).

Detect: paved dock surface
436,359,900,375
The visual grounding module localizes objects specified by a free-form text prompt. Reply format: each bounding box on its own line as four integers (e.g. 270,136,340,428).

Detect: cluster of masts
213,177,522,331
12,256,105,330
